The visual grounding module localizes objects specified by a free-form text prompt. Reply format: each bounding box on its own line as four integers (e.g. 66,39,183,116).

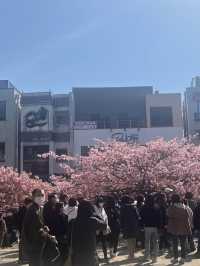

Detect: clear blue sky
0,0,200,93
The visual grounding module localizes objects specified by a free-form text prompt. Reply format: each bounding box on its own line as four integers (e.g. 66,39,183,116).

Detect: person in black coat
51,202,69,266
72,200,107,266
105,197,121,257
22,189,58,266
193,201,200,256
120,196,140,259
140,195,163,262
43,193,59,234
17,197,32,263
17,198,32,236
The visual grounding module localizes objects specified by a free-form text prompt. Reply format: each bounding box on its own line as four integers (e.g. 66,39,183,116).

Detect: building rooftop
0,80,16,89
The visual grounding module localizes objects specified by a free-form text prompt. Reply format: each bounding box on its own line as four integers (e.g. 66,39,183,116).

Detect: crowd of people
0,189,200,265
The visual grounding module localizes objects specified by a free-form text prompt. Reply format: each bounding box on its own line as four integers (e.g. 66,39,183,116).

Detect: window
0,101,6,121
56,148,68,156
150,107,173,127
0,143,5,162
55,111,70,126
81,146,90,156
194,102,200,121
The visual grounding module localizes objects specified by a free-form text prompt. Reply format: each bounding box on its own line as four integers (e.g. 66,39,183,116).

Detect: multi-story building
0,80,21,169
0,79,184,174
184,76,200,138
20,92,71,178
72,87,183,155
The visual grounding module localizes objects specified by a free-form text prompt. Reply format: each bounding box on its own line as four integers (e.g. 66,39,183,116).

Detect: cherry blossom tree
2,138,200,209
52,138,200,199
0,167,53,210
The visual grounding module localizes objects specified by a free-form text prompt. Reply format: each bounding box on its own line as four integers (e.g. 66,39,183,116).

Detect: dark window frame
150,106,173,127
0,101,6,121
0,142,5,162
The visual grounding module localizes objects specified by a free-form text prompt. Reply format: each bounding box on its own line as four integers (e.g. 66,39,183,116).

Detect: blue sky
0,0,200,93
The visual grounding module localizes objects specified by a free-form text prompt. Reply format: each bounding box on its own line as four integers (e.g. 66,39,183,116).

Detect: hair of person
171,194,181,204
95,196,104,205
136,195,144,203
68,198,77,207
24,197,32,205
59,193,68,201
48,193,57,201
121,196,132,205
55,202,64,213
32,188,44,197
185,192,193,200
77,200,94,221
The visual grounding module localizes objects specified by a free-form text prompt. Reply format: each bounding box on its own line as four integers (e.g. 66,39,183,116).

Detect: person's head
59,194,68,205
68,198,77,207
185,192,193,200
48,193,59,205
24,197,32,208
145,195,155,208
121,196,133,205
32,189,45,207
77,200,94,220
171,194,181,204
106,196,115,208
136,195,144,204
55,202,64,215
96,196,104,208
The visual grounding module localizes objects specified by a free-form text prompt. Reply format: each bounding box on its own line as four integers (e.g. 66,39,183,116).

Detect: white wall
73,127,183,155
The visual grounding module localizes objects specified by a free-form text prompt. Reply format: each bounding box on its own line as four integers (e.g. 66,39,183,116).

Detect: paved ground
1,246,200,266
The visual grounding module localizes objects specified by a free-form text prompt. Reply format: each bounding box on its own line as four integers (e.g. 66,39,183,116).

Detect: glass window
55,111,70,126
56,148,68,156
0,101,6,121
0,143,5,162
81,146,90,156
150,107,173,127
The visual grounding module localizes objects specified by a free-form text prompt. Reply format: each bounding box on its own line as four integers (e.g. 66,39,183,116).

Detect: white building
72,87,183,155
0,81,21,169
184,76,200,138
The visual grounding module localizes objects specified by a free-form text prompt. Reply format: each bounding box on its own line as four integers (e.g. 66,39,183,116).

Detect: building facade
0,80,184,174
0,80,21,169
72,87,183,155
184,76,200,138
20,92,71,178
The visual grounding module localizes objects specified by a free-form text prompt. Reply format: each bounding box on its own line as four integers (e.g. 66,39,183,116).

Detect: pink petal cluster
52,138,200,199
2,138,200,209
0,167,53,211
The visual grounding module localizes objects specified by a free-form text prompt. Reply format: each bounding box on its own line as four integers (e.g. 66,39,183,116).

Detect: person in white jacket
95,197,111,262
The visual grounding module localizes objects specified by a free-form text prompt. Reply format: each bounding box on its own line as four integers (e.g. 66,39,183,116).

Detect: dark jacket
120,204,140,239
51,213,68,243
105,206,120,234
141,205,163,228
43,202,56,234
22,203,46,259
72,216,106,266
17,206,27,235
194,204,200,231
